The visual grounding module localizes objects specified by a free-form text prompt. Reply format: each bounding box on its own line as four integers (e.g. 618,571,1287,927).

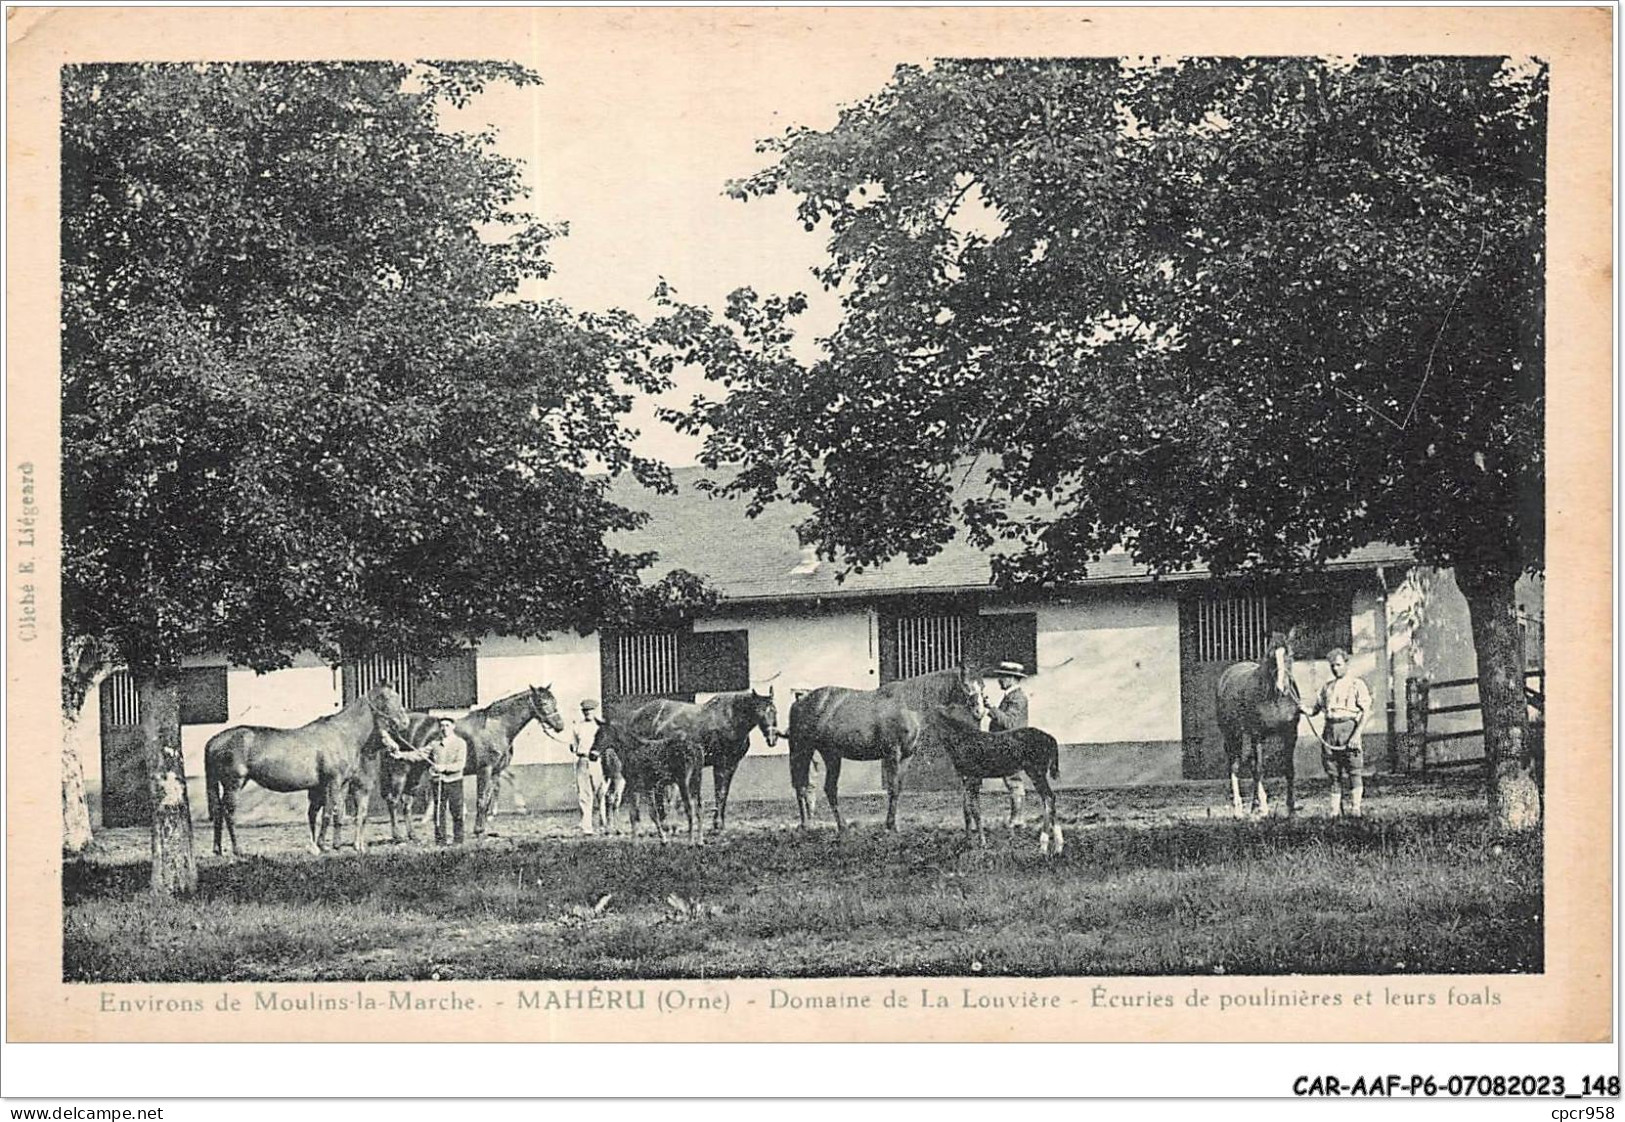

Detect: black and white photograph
7,6,1612,1058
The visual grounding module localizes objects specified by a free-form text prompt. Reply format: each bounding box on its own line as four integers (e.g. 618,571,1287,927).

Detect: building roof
607,466,1414,603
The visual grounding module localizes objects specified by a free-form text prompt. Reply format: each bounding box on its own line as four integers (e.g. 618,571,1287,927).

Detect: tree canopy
62,61,698,687
663,56,1545,593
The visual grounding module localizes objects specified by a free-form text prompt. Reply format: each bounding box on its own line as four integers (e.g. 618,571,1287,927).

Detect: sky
446,27,907,468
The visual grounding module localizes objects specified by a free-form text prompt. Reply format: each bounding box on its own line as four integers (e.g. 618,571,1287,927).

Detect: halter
528,689,568,743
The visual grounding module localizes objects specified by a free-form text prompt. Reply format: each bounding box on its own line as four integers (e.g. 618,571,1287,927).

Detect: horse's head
589,717,620,757
750,687,780,747
1263,627,1299,699
529,684,565,733
364,683,412,737
952,664,986,722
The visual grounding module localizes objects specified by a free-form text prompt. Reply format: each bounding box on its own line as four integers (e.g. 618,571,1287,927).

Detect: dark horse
1215,628,1302,818
622,689,778,834
592,721,704,845
934,706,1064,854
374,685,564,841
788,666,983,832
204,683,412,856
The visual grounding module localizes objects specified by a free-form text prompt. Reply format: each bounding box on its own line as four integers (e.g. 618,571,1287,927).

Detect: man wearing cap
429,716,468,846
987,660,1031,826
571,699,606,836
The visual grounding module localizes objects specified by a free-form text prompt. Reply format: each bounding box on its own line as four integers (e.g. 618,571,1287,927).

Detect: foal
935,707,1065,855
593,722,704,845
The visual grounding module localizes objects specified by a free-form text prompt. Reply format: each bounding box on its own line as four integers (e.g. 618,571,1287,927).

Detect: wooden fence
1403,668,1544,772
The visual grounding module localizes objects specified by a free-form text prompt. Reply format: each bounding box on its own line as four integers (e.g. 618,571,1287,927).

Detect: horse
374,685,563,842
788,665,984,832
592,721,704,845
933,706,1064,854
1215,628,1303,818
622,689,778,834
203,683,411,856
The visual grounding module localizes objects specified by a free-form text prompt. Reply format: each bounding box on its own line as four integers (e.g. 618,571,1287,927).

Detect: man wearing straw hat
987,659,1031,826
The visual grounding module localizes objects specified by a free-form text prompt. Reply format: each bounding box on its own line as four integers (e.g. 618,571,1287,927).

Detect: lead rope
1287,670,1341,750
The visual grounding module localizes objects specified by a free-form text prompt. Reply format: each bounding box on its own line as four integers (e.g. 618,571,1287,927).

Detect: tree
659,57,1545,830
62,61,695,891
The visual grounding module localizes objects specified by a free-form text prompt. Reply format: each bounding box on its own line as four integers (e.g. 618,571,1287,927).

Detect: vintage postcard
4,4,1613,1063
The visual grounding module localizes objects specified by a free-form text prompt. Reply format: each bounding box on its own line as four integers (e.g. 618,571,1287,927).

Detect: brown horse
788,665,983,832
204,683,411,856
592,721,704,845
934,706,1064,854
1216,628,1302,818
623,689,778,834
374,685,563,842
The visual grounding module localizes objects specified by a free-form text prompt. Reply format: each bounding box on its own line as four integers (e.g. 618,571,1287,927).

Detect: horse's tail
787,698,814,789
202,730,232,823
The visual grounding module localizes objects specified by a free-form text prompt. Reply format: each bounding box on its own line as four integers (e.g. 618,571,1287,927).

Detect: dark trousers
1320,718,1364,804
435,779,465,844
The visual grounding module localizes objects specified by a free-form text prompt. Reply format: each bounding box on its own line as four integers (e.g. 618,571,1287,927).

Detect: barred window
99,667,230,728
100,671,142,730
895,615,964,680
343,651,415,707
341,649,478,711
616,631,680,696
1194,594,1271,663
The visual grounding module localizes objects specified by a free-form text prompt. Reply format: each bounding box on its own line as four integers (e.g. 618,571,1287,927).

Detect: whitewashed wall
985,595,1183,744
476,632,601,766
695,608,877,757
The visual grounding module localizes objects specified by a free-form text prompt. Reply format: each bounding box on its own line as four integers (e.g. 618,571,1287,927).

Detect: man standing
571,698,606,836
987,660,1030,826
1303,648,1373,817
430,716,468,846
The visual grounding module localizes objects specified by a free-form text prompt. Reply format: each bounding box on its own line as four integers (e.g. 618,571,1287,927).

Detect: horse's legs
712,762,738,834
324,777,347,851
1251,735,1269,817
216,776,244,857
678,770,704,847
1029,769,1062,857
210,776,225,857
880,751,900,832
958,776,977,845
307,790,324,853
352,782,372,853
1004,773,1026,831
472,766,491,836
224,780,243,856
1223,732,1244,818
652,784,671,845
1284,729,1298,818
821,751,845,833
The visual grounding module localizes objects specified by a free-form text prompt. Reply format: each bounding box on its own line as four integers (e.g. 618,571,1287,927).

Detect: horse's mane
702,690,771,718
930,704,984,731
882,667,974,702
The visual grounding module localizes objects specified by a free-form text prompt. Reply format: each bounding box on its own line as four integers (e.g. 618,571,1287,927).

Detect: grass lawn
63,773,1541,982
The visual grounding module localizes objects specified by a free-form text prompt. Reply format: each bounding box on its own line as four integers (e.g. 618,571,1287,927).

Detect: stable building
81,467,1543,825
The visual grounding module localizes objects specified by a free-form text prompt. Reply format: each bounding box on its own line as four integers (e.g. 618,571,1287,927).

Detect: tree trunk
62,719,94,856
1458,561,1542,833
137,668,197,895
61,639,105,855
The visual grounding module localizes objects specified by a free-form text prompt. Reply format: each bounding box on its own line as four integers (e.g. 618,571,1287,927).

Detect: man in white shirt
571,699,606,836
430,717,469,845
1303,648,1373,817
